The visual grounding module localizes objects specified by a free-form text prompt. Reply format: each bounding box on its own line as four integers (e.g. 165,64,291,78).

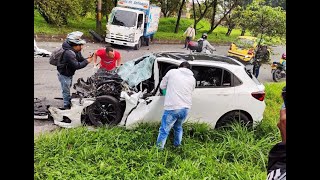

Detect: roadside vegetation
34,10,285,45
34,82,285,180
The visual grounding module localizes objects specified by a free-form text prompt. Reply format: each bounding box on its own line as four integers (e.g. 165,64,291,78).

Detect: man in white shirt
156,61,196,149
183,24,195,49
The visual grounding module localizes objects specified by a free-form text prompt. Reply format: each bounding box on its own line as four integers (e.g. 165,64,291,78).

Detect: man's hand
87,56,93,63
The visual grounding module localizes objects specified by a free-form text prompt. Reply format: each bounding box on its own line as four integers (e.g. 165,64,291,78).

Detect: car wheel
87,95,122,127
215,111,252,129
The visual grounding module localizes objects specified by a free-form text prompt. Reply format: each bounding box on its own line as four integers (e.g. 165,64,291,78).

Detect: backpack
49,48,66,66
196,39,204,52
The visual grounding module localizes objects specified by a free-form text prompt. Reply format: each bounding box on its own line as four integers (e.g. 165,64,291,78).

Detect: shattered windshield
111,10,137,27
117,54,156,87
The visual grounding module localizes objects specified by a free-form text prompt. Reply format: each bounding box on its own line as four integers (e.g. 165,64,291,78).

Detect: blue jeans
156,108,189,149
57,73,73,107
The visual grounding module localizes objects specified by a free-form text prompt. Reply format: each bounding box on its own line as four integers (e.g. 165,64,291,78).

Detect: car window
192,66,232,88
235,38,255,48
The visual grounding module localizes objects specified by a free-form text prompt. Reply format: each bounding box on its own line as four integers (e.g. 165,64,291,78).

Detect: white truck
105,0,161,50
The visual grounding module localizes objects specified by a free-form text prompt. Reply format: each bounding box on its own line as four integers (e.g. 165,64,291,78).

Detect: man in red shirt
93,47,122,71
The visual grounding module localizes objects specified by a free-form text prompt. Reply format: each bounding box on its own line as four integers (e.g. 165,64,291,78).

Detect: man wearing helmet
57,31,93,109
198,33,216,54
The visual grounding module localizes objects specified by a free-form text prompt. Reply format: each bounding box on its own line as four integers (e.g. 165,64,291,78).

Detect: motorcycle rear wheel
272,69,282,82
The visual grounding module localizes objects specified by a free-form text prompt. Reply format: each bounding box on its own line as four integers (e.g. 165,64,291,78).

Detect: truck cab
105,0,161,50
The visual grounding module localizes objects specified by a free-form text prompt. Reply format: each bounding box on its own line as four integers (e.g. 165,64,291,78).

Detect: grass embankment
34,10,285,45
34,82,286,179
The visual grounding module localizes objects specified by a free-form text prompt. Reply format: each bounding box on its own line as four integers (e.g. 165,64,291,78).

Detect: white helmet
66,31,86,45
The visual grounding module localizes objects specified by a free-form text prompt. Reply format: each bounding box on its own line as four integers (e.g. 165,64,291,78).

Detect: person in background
198,33,216,54
156,61,196,150
182,24,195,49
57,31,93,109
92,46,122,72
266,86,286,180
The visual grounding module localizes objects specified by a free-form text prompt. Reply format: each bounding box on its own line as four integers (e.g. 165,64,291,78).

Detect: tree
192,0,214,34
157,0,181,17
208,0,240,33
34,0,92,26
246,0,286,40
174,0,187,33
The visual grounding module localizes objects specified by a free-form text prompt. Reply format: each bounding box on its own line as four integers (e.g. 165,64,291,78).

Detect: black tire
272,69,282,82
134,37,142,50
89,29,104,42
145,37,150,46
87,95,122,127
215,111,252,129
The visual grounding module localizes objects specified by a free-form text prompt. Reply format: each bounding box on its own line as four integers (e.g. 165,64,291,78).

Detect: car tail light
248,49,254,55
251,91,265,101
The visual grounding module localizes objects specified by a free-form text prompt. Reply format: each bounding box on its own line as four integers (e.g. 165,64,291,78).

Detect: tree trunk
226,28,233,36
192,0,197,34
96,0,102,34
209,0,218,33
174,0,186,33
241,28,245,36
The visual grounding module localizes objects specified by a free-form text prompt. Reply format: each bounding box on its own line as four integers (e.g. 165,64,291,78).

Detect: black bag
266,142,286,180
196,39,204,52
49,48,66,66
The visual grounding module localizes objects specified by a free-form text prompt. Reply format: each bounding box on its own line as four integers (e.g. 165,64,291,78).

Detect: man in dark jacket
57,31,93,109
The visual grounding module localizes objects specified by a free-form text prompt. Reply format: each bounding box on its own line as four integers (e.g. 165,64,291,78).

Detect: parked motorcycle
271,61,286,82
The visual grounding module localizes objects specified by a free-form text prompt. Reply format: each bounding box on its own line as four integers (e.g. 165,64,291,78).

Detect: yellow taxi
227,36,270,62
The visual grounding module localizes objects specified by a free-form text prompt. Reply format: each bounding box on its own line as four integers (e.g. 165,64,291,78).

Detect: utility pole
96,0,102,34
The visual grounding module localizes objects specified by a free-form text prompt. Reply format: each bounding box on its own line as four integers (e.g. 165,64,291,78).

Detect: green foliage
34,9,106,37
34,82,286,179
34,10,285,45
34,0,99,26
243,0,286,38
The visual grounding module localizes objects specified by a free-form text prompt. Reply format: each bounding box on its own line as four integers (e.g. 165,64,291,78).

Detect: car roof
155,52,243,66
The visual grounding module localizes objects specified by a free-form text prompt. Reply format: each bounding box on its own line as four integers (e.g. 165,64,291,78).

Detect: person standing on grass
156,61,196,150
57,31,93,109
182,24,195,49
266,86,286,180
92,46,122,72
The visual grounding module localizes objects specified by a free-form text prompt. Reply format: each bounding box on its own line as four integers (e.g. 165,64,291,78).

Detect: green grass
34,10,285,45
34,82,286,179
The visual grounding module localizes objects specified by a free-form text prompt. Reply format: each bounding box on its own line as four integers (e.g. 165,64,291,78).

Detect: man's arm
66,51,91,70
160,71,170,90
277,108,286,143
116,53,122,67
205,41,216,51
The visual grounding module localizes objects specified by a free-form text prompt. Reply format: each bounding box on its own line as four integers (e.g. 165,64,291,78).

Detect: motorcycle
271,58,286,82
187,41,215,54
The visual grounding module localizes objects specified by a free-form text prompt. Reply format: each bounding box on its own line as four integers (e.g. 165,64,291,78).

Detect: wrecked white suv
49,52,266,129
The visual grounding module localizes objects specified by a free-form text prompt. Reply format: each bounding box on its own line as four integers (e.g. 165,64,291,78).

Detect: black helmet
202,33,208,39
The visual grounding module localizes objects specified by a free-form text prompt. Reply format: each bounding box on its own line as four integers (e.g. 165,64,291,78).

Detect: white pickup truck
105,0,161,50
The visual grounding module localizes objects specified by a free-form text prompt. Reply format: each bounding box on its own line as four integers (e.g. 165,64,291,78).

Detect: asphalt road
34,41,286,136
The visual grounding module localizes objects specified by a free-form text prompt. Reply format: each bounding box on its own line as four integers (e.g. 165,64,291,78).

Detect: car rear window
235,38,255,48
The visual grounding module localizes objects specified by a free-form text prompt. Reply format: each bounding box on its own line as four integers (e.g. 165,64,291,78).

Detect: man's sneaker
58,105,71,110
